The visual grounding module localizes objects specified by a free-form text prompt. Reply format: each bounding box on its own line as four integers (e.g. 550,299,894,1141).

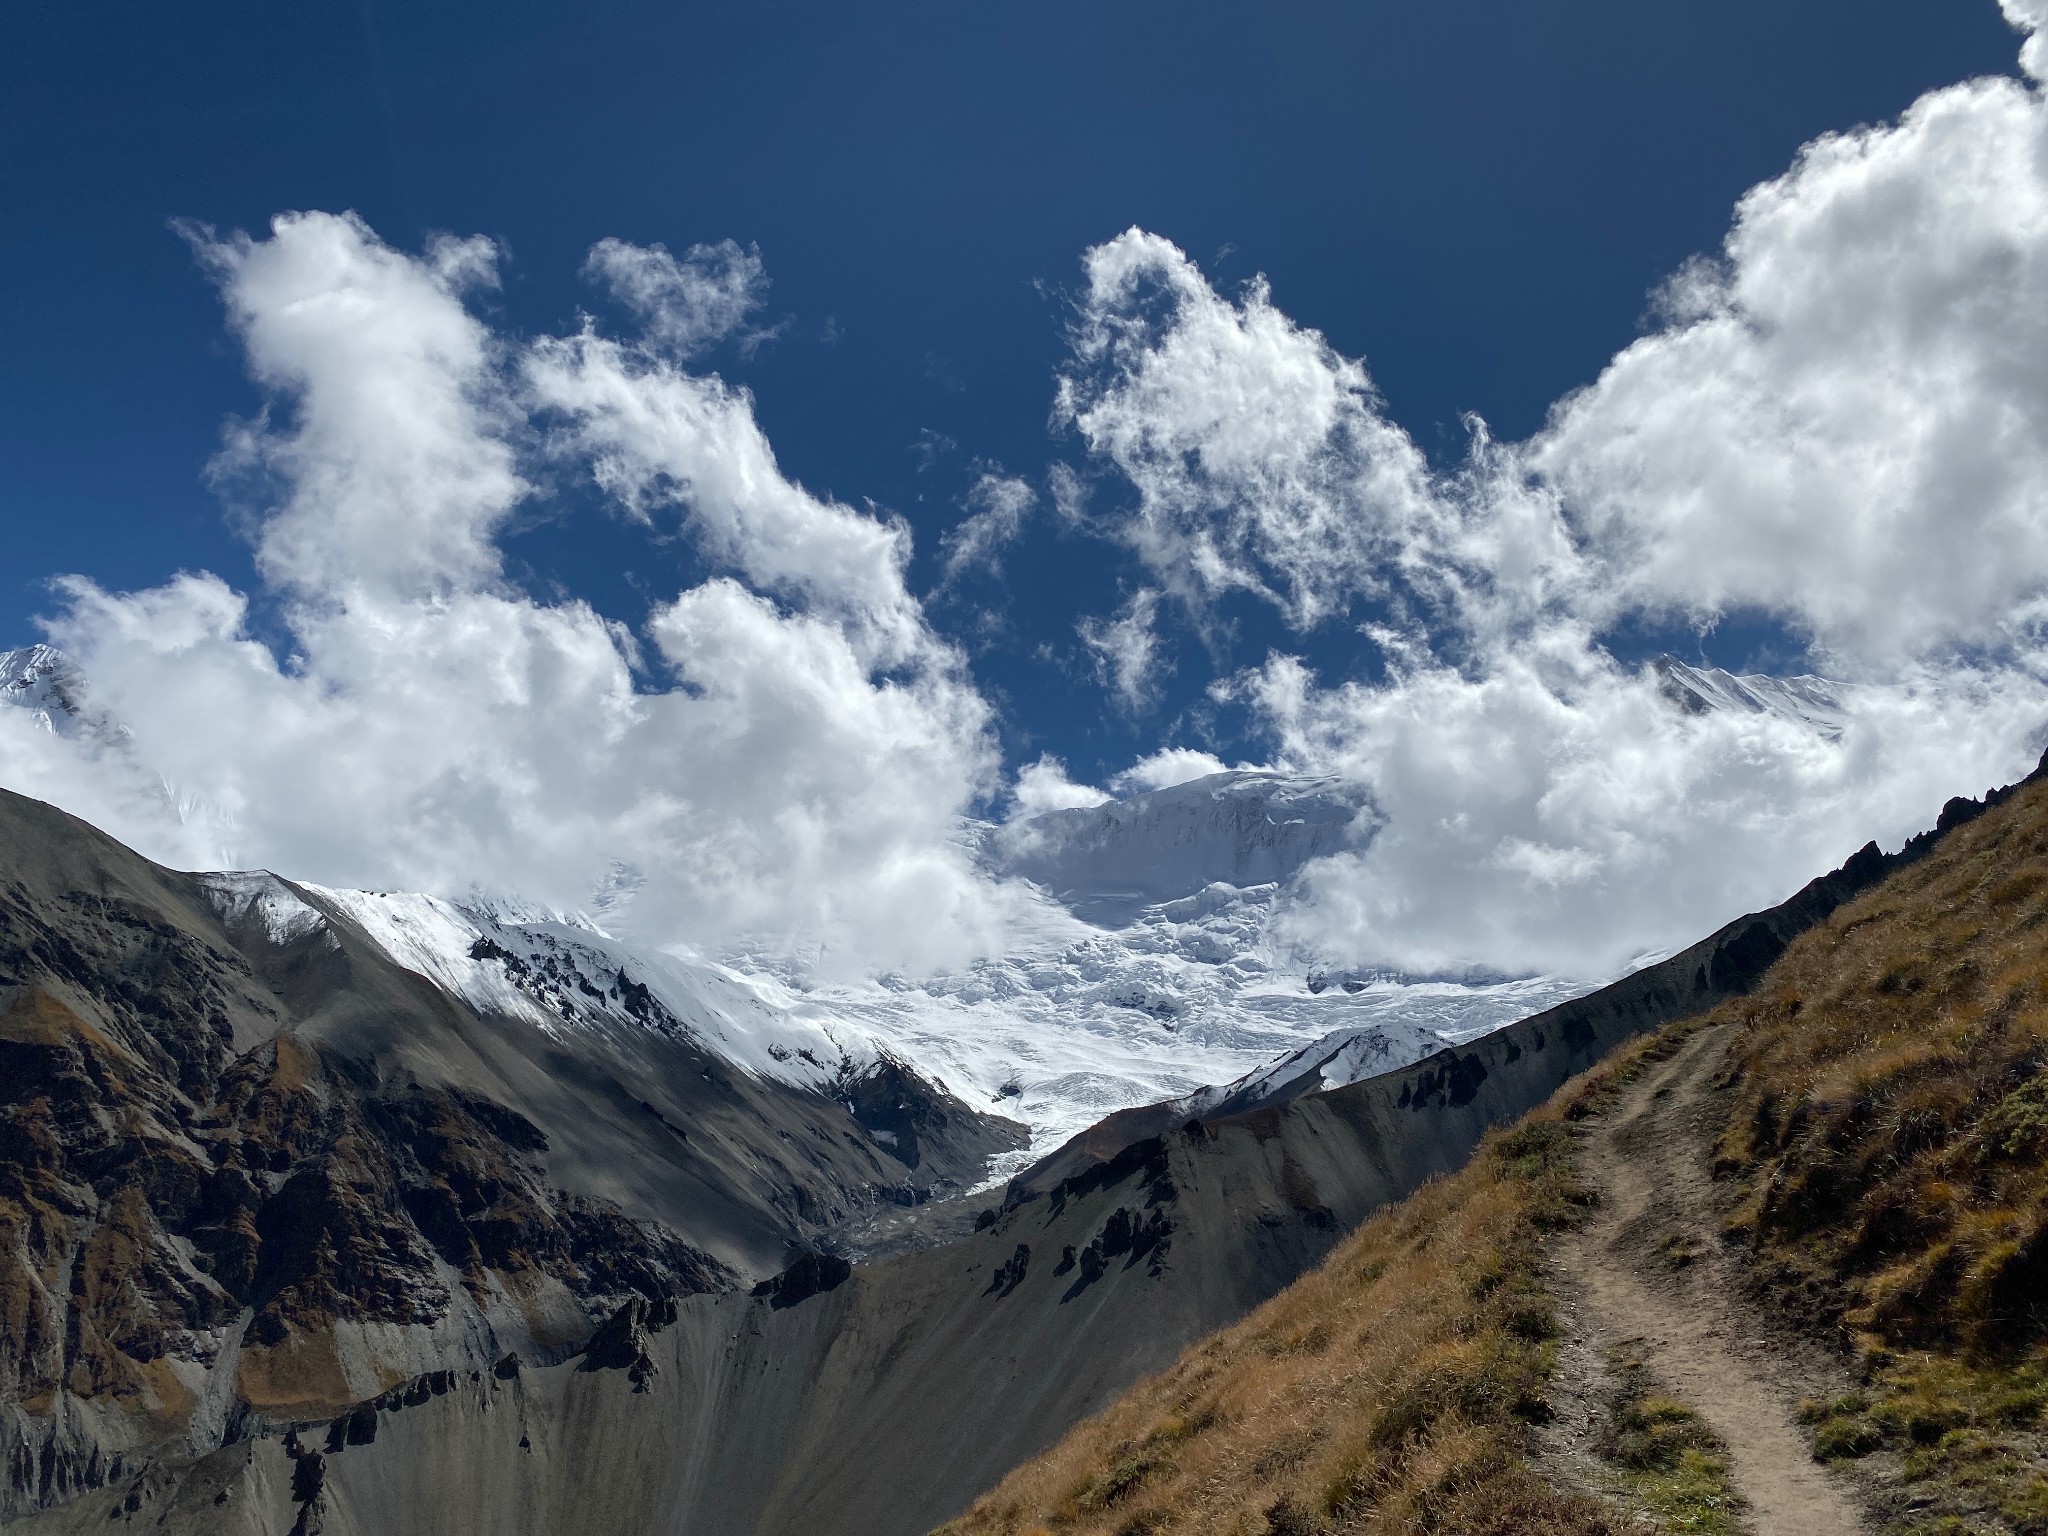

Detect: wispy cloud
583,236,776,359
1078,587,1164,710
939,472,1036,584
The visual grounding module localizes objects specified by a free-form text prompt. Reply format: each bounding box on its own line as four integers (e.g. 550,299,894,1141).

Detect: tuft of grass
1596,1356,1745,1535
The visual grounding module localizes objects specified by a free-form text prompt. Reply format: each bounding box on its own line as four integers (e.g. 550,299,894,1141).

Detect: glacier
1,643,1860,1172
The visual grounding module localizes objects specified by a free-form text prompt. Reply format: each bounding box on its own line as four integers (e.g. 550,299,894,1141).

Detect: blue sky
1,0,2023,787
8,0,2048,986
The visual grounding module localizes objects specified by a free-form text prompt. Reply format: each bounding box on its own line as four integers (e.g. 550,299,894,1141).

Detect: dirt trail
1546,1021,1870,1536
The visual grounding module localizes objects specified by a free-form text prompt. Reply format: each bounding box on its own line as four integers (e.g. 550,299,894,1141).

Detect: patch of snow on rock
197,871,328,946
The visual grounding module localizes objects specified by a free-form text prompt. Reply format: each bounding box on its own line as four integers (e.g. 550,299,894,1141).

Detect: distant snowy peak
1654,656,1848,740
1185,1017,1455,1117
0,645,122,743
1178,973,1588,1120
993,769,1374,923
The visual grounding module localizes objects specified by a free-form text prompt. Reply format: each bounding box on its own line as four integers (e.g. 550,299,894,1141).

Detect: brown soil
1545,1019,1874,1536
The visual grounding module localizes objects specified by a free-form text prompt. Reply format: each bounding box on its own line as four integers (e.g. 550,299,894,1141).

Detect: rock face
0,788,1021,1521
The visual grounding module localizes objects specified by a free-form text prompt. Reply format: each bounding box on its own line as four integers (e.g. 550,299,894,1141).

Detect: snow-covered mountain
297,881,892,1096
787,937,1584,1172
1655,655,1850,739
0,643,1857,1175
203,849,1590,1183
0,644,119,742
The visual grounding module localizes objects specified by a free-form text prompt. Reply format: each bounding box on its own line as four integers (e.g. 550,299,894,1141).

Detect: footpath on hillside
1540,1021,1876,1536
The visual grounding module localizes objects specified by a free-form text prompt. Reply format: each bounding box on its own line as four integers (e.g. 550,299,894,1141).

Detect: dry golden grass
933,1039,1691,1536
1713,778,2048,1359
1704,776,2048,1531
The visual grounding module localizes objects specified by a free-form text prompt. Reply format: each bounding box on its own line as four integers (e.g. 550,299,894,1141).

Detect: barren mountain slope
0,788,1019,1519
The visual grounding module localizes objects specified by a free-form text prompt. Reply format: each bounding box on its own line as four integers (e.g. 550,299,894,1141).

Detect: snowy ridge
1178,973,1585,1117
1655,656,1850,739
305,884,885,1094
197,870,328,946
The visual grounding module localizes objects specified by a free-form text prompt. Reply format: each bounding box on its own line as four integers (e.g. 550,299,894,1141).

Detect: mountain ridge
0,786,1020,1520
7,750,2035,1532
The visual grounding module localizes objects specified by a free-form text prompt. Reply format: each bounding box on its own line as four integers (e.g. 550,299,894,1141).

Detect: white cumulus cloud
1111,747,1230,794
2003,0,2048,79
5,211,1010,975
1533,70,2048,665
1058,231,1439,632
1011,755,1112,816
1066,16,2048,977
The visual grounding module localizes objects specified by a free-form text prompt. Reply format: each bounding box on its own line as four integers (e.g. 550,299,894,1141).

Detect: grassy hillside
938,774,2048,1536
1714,780,2048,1530
931,1044,1659,1536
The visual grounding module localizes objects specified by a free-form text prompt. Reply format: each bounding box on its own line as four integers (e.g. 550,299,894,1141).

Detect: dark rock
285,1439,323,1506
750,1250,852,1310
1400,1050,1488,1111
579,1298,658,1390
985,1244,1030,1298
1077,1243,1104,1284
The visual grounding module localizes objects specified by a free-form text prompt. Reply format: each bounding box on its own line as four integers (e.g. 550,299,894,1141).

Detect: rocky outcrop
0,788,1020,1520
747,1249,852,1310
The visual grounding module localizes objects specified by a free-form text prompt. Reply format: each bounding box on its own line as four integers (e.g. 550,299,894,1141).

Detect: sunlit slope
938,771,2048,1536
935,1041,1629,1535
1711,773,2048,1528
